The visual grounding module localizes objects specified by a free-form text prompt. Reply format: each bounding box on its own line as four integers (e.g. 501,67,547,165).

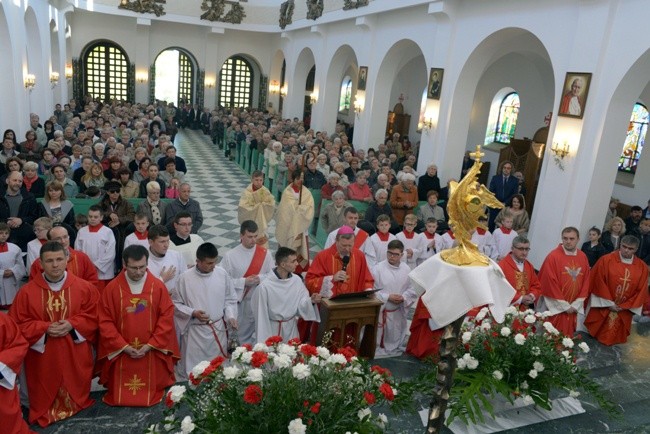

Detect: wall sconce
551,141,570,170
50,72,60,88
205,80,215,89
310,91,318,104
136,72,148,84
269,80,280,94
24,74,36,91
280,85,288,97
421,118,433,132
353,95,365,116
65,65,73,81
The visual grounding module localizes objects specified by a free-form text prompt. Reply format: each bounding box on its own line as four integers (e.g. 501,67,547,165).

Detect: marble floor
30,130,650,433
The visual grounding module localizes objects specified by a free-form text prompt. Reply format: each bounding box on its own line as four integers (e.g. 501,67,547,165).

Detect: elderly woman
346,171,373,203
22,161,45,198
417,190,446,223
417,163,441,201
20,130,41,157
361,188,398,234
321,172,346,200
137,181,167,226
38,180,76,228
390,172,418,227
332,162,349,188
316,153,330,176
267,141,284,191
320,190,351,234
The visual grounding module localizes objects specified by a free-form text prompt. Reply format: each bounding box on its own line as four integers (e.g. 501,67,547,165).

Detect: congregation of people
1,98,649,433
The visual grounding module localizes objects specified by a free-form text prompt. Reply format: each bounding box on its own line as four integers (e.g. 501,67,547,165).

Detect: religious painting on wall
357,66,368,91
558,72,592,119
427,67,443,100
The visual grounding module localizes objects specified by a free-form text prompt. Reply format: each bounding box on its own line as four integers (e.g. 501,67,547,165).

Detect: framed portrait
558,72,592,119
357,66,368,91
427,68,443,100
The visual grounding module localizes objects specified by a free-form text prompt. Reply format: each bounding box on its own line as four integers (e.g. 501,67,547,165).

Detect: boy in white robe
439,229,457,251
252,247,321,343
373,240,418,357
0,223,26,307
364,215,396,268
324,207,369,252
221,220,274,345
493,215,518,261
26,217,52,272
172,242,238,381
146,224,186,294
396,214,426,270
123,213,150,250
417,218,441,265
74,205,116,289
169,212,205,269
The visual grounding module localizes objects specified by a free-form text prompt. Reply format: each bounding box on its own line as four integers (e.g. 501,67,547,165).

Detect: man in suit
488,161,519,231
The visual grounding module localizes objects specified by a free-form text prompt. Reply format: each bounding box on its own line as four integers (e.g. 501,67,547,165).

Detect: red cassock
97,271,179,407
0,312,32,434
9,273,99,427
30,248,99,289
498,255,541,308
584,253,649,346
406,297,443,359
538,245,590,336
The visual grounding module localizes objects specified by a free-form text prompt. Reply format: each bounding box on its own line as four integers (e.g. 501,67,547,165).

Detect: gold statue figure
440,145,503,267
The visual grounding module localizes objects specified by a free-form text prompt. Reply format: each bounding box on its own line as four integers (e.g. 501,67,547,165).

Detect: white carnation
466,358,479,370
492,370,503,380
462,331,473,343
506,306,518,315
240,351,253,364
278,343,297,358
231,347,246,359
273,354,292,369
309,356,321,366
292,363,311,380
578,342,590,353
253,343,269,352
181,416,196,433
317,346,330,359
533,361,545,372
480,321,492,331
500,327,511,337
514,333,526,345
528,369,538,379
377,413,388,429
358,408,372,420
457,358,467,369
223,366,240,380
191,361,210,378
522,395,534,405
168,385,186,403
524,314,536,324
475,310,487,321
163,415,175,431
326,354,348,365
562,337,574,348
569,390,581,398
531,346,541,356
246,368,264,382
288,418,307,434
521,381,529,389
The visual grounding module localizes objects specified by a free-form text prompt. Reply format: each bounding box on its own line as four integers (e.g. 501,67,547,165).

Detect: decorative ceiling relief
306,0,324,21
201,0,247,24
118,0,167,17
343,0,369,10
279,0,295,29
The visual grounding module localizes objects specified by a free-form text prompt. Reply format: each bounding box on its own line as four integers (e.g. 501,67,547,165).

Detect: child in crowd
165,178,181,199
417,218,440,265
396,214,425,270
0,223,26,309
492,214,518,261
75,205,116,290
124,213,150,249
364,214,396,268
438,226,457,251
581,226,607,268
471,216,497,260
75,213,89,231
27,217,53,271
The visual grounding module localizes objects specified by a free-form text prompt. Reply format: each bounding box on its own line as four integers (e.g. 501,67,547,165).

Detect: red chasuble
0,312,31,434
305,245,374,297
97,271,179,407
538,245,590,336
9,273,99,427
498,255,541,308
584,252,649,346
30,248,100,289
406,297,443,359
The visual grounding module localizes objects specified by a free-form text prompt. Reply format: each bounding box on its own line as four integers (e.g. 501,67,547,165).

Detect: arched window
84,41,129,101
219,56,253,108
618,103,648,174
154,49,195,106
339,77,352,112
492,92,520,143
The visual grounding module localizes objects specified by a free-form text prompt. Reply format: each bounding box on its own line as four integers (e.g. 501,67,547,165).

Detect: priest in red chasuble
0,312,32,434
9,241,99,427
537,227,590,336
584,235,649,346
97,245,179,407
498,235,541,310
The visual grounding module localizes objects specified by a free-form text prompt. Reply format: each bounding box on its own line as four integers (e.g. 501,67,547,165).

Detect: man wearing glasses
498,235,540,311
169,212,204,268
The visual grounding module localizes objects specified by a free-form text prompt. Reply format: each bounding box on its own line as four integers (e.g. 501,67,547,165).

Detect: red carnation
310,402,321,414
202,364,218,377
337,346,357,361
379,383,394,401
251,351,269,368
288,337,301,346
165,392,174,408
243,384,263,404
188,372,201,386
265,335,283,346
242,343,253,351
210,356,225,368
371,365,392,377
300,344,319,357
364,391,376,404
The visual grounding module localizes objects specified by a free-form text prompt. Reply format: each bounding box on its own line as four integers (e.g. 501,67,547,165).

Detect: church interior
2,0,650,432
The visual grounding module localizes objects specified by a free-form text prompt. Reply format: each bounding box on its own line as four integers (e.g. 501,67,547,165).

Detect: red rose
288,337,301,346
243,384,263,404
379,383,394,401
300,344,319,357
251,351,269,368
265,335,283,346
310,402,321,414
364,391,376,404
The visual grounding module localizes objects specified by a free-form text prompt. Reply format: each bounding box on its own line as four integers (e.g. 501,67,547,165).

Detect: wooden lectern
316,296,383,358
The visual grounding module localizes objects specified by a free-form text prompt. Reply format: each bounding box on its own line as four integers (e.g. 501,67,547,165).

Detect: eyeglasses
387,251,402,257
108,190,120,194
513,246,530,251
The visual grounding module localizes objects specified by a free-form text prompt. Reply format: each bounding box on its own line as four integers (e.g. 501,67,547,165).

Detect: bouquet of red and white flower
149,336,405,433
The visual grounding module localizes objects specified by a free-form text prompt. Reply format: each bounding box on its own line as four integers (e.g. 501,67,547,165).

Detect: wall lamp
24,74,36,91
50,72,60,88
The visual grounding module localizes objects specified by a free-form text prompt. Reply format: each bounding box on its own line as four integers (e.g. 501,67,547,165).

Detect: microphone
341,255,350,272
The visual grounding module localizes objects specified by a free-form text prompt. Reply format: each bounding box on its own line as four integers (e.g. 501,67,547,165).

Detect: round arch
80,39,132,102
154,46,199,106
268,49,286,112
24,6,44,109
321,44,358,132
292,47,315,121
218,52,263,109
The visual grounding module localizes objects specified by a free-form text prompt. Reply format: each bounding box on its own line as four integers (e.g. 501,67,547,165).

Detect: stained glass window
618,103,648,174
84,42,129,101
219,56,252,108
339,77,352,112
492,92,520,144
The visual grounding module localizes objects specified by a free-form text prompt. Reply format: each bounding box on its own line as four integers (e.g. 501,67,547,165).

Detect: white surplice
251,270,320,343
220,244,274,345
0,243,26,305
395,231,427,270
471,230,498,260
170,234,205,268
172,266,238,381
372,260,418,357
147,249,186,294
74,225,116,280
363,232,396,268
